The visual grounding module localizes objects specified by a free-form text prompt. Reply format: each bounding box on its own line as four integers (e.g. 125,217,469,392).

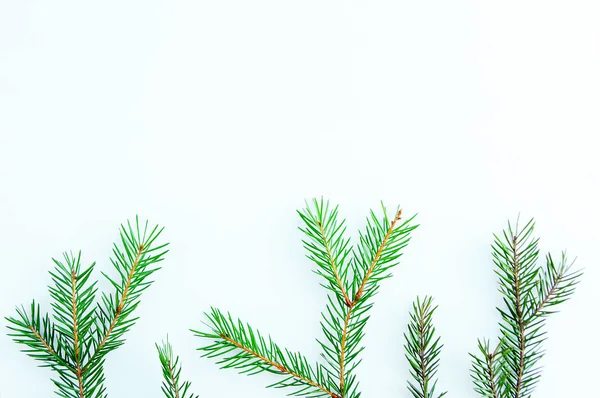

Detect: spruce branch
48,252,98,397
5,217,169,397
469,339,505,398
470,217,582,398
194,199,417,398
303,201,416,398
530,252,581,320
6,301,73,371
331,204,415,398
157,337,198,398
84,219,168,373
193,308,335,398
298,198,352,307
404,296,446,398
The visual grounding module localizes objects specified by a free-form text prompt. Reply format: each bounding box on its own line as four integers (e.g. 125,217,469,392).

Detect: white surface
1,1,598,397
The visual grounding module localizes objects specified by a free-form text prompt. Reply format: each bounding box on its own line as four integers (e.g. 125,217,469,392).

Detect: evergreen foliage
5,217,168,397
404,296,446,398
157,337,198,398
193,199,417,398
470,218,582,398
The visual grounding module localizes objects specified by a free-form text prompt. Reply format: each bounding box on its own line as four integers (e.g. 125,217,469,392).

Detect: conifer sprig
404,296,446,398
5,217,169,397
157,337,198,398
470,339,505,398
194,199,417,398
470,218,582,398
194,308,334,397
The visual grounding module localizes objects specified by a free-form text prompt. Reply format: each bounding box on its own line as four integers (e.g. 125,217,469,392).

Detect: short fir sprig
157,337,198,398
194,199,417,398
470,338,506,398
6,217,169,397
470,218,582,398
404,296,446,398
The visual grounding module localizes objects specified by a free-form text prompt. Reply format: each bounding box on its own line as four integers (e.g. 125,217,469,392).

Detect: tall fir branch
157,337,198,398
194,199,417,398
6,217,169,397
470,218,582,398
404,296,446,398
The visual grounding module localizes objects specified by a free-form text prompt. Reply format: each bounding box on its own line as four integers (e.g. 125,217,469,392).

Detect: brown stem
82,244,145,374
491,268,566,364
486,344,501,398
529,273,563,322
339,307,352,395
70,270,84,397
337,208,402,396
418,305,429,397
511,236,525,398
28,326,75,372
167,359,181,398
29,326,57,356
220,334,339,398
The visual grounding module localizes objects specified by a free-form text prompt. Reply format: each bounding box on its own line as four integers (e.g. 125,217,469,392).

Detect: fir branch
87,244,144,367
302,201,416,398
157,337,198,398
71,266,84,398
529,252,581,321
298,198,353,307
353,207,405,302
470,339,505,398
48,252,98,397
196,199,417,398
494,218,544,398
6,217,169,397
6,301,73,371
404,296,446,398
193,308,336,398
335,204,415,398
83,218,168,376
470,217,582,398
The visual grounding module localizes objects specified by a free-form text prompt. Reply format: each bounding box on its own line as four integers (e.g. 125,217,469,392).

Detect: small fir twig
157,337,198,398
470,339,505,398
404,296,447,398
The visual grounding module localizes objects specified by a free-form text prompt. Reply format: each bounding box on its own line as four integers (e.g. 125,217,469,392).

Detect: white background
1,1,599,397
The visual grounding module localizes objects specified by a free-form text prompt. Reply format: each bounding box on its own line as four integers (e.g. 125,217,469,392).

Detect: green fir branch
194,199,417,398
470,217,582,398
404,296,446,398
5,217,169,397
470,339,505,398
157,337,198,398
298,198,353,307
194,307,335,397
